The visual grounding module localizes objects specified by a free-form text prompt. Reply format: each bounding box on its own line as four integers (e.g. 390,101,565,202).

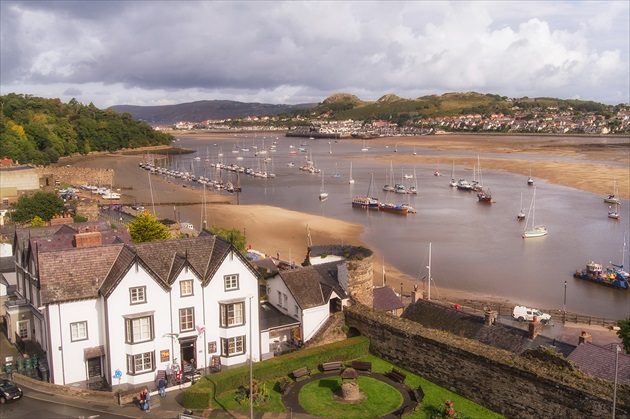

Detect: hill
109,100,317,125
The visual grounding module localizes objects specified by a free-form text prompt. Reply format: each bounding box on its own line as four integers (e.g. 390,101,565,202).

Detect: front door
180,340,196,372
87,357,101,378
17,320,29,340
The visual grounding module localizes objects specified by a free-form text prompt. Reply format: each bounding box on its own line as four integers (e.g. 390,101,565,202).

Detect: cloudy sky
1,1,628,109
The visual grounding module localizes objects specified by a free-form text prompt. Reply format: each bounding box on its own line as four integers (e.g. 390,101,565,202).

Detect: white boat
449,159,458,187
361,140,369,152
517,192,526,221
101,192,121,199
456,178,472,190
527,165,534,186
604,175,621,204
607,175,621,219
522,187,548,238
319,171,328,200
348,161,355,184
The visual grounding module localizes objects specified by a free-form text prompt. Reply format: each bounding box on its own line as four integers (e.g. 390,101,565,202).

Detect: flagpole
382,257,385,287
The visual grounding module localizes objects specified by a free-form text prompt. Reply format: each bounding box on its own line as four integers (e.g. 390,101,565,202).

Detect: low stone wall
344,305,629,418
36,166,113,188
12,373,117,404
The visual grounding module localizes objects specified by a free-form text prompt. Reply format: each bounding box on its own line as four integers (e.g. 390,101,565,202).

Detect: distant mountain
108,100,317,125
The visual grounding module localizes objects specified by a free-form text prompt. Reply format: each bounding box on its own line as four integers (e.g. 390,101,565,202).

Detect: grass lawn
299,376,403,419
214,381,285,413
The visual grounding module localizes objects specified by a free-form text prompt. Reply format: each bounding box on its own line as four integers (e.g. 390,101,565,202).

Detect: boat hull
522,226,548,238
574,270,629,290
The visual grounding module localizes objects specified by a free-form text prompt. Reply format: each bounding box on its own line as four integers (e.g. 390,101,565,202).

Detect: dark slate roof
250,258,279,276
279,261,347,310
39,245,125,304
568,342,630,384
373,286,405,311
259,301,300,332
402,299,575,355
99,244,138,298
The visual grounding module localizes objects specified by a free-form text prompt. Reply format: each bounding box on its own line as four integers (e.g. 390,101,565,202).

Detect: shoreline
56,133,629,319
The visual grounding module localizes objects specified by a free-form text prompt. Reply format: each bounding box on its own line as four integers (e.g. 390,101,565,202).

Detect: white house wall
266,275,301,323
47,299,102,385
302,304,329,341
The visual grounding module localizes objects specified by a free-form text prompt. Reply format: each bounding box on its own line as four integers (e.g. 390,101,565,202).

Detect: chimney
74,228,103,248
578,330,592,345
528,320,542,340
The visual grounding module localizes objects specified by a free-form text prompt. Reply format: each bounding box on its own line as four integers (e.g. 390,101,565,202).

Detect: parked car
512,305,551,324
0,379,22,404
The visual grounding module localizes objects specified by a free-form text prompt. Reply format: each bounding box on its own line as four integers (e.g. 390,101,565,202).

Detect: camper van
512,305,551,324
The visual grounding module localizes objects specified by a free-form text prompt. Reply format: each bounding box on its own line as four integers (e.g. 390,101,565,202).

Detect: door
180,339,196,372
17,320,29,340
87,357,102,378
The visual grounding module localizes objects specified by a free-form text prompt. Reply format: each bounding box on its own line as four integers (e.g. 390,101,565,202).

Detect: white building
9,222,262,388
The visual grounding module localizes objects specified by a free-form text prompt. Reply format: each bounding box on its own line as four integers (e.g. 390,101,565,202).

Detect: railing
14,333,25,354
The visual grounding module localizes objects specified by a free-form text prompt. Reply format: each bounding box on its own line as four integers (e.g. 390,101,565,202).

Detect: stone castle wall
345,255,374,307
36,167,114,188
344,305,629,419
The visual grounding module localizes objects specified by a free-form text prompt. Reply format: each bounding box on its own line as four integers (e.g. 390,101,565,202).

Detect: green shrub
73,215,88,223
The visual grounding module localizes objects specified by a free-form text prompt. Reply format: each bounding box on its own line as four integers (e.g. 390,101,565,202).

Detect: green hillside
0,94,174,165
308,92,612,121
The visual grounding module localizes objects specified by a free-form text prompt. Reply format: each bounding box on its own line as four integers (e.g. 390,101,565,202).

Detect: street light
563,280,567,322
612,344,620,419
248,295,254,419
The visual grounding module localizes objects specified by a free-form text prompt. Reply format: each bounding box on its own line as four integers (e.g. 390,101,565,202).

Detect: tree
128,212,171,243
11,191,64,223
208,225,247,254
617,318,630,353
31,216,46,227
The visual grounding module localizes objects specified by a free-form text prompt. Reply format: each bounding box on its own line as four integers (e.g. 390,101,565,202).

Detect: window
224,274,239,291
284,294,288,308
277,291,282,307
180,280,193,297
220,302,244,328
125,315,153,343
70,321,88,342
126,352,155,375
294,305,299,316
221,336,245,357
179,308,194,332
129,286,146,304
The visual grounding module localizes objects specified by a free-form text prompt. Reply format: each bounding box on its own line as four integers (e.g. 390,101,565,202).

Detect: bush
73,215,88,223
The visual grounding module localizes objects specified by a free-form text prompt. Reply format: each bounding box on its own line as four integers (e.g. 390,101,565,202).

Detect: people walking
144,389,151,412
158,377,167,397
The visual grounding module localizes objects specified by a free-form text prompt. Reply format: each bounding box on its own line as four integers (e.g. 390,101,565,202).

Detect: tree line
0,94,174,165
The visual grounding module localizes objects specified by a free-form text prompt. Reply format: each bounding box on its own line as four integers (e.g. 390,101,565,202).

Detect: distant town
162,105,630,137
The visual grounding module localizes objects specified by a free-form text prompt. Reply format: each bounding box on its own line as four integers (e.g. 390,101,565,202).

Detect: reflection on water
163,134,628,319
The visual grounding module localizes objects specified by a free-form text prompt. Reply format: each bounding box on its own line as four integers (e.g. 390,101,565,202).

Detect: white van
512,305,551,324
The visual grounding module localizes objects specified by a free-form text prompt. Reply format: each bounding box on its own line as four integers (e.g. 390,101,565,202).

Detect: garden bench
394,404,413,418
386,368,406,383
409,385,424,404
291,366,310,381
278,377,290,395
351,360,372,372
321,361,343,371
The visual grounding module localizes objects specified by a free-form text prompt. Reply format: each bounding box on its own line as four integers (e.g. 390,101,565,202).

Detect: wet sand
58,132,629,310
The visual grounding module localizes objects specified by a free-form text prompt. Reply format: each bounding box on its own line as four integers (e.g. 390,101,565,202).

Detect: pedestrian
158,377,167,397
138,389,146,411
144,389,151,412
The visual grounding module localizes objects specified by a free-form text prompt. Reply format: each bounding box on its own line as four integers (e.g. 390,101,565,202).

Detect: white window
126,352,155,375
129,286,146,304
17,320,29,340
70,321,88,342
179,308,194,332
220,302,244,328
125,315,153,343
224,274,239,291
277,291,282,307
180,280,193,297
221,336,245,357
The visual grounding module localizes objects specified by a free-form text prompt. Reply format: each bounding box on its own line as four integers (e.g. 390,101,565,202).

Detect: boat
319,171,328,201
352,173,379,209
456,178,473,190
449,159,457,187
383,162,396,192
471,156,483,191
378,202,408,215
527,165,534,186
348,162,355,184
477,188,492,203
361,140,369,152
604,175,621,204
522,187,548,238
332,163,341,178
574,261,629,290
434,159,441,176
607,176,621,219
517,192,526,221
408,167,418,194
608,202,620,220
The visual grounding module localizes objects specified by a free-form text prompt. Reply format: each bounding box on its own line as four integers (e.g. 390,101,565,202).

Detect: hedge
183,335,370,409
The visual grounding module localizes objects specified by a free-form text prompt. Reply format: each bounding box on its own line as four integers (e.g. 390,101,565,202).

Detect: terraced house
8,221,261,389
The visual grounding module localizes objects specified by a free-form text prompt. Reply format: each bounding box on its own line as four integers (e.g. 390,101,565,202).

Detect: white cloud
1,1,628,107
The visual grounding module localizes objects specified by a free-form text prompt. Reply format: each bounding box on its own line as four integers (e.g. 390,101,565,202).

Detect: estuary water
163,133,628,320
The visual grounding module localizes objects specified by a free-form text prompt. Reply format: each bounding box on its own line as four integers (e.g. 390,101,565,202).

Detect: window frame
219,302,245,328
179,307,195,332
124,315,154,344
126,351,155,375
224,274,239,291
180,280,194,297
221,335,246,357
129,286,146,305
70,321,88,342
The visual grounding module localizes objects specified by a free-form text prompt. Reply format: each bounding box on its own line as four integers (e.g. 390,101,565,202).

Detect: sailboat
517,192,526,221
471,155,483,191
522,187,548,238
352,173,379,209
383,162,395,192
434,159,441,176
348,162,355,184
319,171,328,201
604,175,621,204
332,163,341,178
361,140,369,152
527,165,534,186
408,167,418,194
449,159,457,187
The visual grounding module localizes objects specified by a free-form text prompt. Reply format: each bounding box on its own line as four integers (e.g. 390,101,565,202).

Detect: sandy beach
57,132,629,309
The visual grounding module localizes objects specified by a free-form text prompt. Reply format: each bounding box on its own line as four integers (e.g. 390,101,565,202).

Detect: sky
1,1,629,109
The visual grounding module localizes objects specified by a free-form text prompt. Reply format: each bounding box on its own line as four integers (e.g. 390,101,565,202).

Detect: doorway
180,339,196,373
87,357,101,378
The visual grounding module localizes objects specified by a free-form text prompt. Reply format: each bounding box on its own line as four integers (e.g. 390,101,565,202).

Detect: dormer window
130,286,146,305
224,274,239,291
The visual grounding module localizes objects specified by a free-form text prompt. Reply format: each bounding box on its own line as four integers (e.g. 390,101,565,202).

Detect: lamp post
563,280,567,323
612,344,620,419
249,295,254,419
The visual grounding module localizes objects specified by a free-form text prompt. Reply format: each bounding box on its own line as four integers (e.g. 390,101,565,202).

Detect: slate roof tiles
279,261,347,309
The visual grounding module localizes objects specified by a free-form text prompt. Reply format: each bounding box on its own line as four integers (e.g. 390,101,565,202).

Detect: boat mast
427,242,432,301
